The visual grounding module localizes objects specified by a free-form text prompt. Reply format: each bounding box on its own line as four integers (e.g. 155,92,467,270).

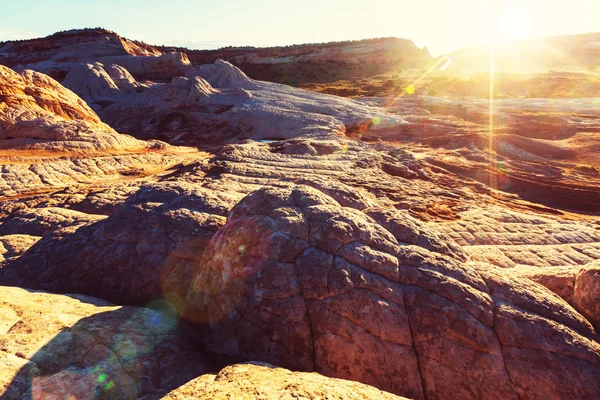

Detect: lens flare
488,44,497,191
96,373,107,383
440,57,453,72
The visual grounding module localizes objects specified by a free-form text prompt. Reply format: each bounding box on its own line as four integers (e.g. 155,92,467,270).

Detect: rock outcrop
59,60,406,145
191,59,258,89
182,185,600,399
4,177,600,398
0,183,235,306
360,95,600,212
0,235,39,268
0,138,462,302
0,65,158,153
181,37,431,67
161,37,432,87
164,362,406,400
0,65,202,198
0,28,189,82
0,286,212,399
574,261,600,329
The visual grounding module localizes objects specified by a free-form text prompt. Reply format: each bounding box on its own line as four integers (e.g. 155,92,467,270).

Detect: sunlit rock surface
163,362,406,400
59,60,406,144
0,286,212,399
182,185,600,399
0,28,189,82
0,65,203,198
2,135,600,399
360,95,600,212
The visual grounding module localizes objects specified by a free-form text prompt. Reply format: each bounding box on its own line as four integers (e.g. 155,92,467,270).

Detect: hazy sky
1,0,598,56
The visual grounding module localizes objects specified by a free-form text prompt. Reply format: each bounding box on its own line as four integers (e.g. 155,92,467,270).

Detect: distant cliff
159,37,432,85
0,28,189,81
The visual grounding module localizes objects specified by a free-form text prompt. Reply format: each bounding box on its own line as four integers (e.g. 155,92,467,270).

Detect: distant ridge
0,27,159,53
443,31,600,74
0,28,432,85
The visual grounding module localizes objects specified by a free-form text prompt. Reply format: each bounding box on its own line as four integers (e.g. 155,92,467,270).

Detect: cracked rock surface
2,138,600,399
2,137,600,399
183,185,600,399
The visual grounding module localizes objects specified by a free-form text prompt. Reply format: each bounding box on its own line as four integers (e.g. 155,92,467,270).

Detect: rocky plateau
0,29,599,399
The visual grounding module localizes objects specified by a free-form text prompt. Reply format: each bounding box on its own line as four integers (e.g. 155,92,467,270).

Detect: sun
499,6,533,42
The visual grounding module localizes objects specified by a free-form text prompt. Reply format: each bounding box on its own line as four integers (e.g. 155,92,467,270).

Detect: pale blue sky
1,0,598,56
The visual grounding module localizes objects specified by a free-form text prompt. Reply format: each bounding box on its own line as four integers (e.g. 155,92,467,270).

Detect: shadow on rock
1,288,213,399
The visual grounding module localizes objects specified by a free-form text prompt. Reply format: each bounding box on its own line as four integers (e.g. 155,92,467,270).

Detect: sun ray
379,55,452,111
488,43,497,191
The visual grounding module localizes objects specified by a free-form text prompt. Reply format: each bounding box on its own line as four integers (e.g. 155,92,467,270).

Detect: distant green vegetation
157,37,411,54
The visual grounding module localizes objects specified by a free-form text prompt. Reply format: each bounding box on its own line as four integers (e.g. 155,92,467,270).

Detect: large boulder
184,185,600,399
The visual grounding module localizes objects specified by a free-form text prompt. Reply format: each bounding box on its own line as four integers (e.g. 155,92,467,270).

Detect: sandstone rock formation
574,261,600,329
59,60,406,145
0,65,203,198
1,183,234,306
0,286,212,399
0,207,105,238
2,129,600,399
194,37,431,67
161,37,432,87
4,170,600,398
0,28,189,82
1,37,600,400
182,185,600,399
360,95,600,212
0,138,466,301
0,235,39,268
164,362,406,400
0,64,159,153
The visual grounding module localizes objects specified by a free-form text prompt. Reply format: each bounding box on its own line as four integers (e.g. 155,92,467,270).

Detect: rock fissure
402,289,428,400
